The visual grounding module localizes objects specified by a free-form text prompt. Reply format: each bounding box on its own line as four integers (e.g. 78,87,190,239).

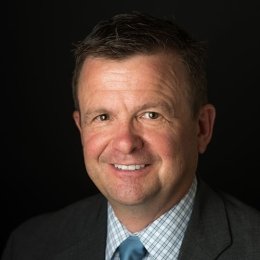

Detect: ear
197,104,216,154
73,110,82,133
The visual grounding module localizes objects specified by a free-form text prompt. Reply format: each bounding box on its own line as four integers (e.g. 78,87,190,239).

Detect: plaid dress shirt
106,177,197,260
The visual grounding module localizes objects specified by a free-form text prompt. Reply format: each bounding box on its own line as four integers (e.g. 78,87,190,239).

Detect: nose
111,122,144,154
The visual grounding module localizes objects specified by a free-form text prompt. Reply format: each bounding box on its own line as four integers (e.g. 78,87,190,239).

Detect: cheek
146,129,181,158
82,131,108,160
146,125,197,166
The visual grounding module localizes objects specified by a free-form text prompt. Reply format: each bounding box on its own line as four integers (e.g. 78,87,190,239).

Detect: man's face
74,53,214,214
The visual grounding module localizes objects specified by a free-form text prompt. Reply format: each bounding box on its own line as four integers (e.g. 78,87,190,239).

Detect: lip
109,163,151,176
114,164,146,171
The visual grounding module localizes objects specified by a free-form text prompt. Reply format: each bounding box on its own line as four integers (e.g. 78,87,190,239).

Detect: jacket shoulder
2,194,107,260
179,181,260,259
218,190,260,239
15,193,106,236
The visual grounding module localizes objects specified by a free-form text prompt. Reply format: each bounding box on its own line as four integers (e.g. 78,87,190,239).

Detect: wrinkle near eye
82,109,110,125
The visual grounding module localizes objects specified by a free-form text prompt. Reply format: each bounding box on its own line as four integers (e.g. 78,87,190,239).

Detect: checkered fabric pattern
105,178,197,260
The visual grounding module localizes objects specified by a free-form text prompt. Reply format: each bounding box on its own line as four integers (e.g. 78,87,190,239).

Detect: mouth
113,164,146,171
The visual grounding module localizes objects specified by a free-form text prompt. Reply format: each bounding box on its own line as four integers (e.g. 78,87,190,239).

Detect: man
2,12,260,260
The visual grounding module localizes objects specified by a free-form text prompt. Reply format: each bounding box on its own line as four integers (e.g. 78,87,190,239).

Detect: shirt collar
106,177,197,260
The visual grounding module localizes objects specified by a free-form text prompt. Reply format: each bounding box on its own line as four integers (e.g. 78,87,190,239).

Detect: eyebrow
82,109,108,123
136,101,174,114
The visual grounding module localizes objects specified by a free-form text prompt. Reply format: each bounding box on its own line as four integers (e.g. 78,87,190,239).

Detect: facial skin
73,53,215,231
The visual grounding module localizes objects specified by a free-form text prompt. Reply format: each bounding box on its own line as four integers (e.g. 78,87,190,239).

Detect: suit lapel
52,231,106,260
179,181,232,260
51,195,108,260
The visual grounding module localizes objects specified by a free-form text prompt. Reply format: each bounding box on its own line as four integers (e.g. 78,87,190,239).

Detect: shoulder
216,189,260,237
15,193,107,236
2,194,107,259
200,181,260,256
198,180,260,223
180,180,260,259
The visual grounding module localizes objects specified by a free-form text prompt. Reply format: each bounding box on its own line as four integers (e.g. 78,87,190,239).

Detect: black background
2,0,260,253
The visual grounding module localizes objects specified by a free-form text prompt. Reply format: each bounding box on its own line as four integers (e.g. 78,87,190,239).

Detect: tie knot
119,236,147,260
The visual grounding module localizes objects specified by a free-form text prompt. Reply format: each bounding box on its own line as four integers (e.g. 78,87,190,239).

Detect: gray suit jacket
2,181,260,259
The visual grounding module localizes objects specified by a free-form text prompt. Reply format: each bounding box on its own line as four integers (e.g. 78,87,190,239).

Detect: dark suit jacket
2,181,260,259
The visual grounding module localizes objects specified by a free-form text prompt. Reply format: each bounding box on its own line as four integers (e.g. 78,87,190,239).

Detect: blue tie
118,236,146,260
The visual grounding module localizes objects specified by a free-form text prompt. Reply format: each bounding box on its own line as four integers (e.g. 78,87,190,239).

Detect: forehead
78,53,189,95
77,54,193,118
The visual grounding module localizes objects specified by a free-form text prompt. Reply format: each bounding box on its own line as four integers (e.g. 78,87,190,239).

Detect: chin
107,190,148,207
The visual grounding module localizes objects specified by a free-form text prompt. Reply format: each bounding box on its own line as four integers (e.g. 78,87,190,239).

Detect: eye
95,114,110,121
142,112,160,120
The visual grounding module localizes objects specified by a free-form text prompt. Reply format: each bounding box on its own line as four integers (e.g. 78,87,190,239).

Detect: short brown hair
72,12,208,116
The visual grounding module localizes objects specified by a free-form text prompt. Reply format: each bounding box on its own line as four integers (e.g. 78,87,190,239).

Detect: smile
114,164,146,171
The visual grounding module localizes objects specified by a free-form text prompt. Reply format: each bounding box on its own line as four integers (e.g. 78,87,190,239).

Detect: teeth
114,164,146,171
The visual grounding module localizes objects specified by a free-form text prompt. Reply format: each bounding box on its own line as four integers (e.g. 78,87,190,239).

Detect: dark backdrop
2,0,260,253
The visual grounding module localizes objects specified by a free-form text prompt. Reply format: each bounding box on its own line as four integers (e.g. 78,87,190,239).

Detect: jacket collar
178,180,232,259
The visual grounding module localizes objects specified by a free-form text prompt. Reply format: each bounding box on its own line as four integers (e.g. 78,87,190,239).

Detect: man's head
72,12,215,229
72,12,208,117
